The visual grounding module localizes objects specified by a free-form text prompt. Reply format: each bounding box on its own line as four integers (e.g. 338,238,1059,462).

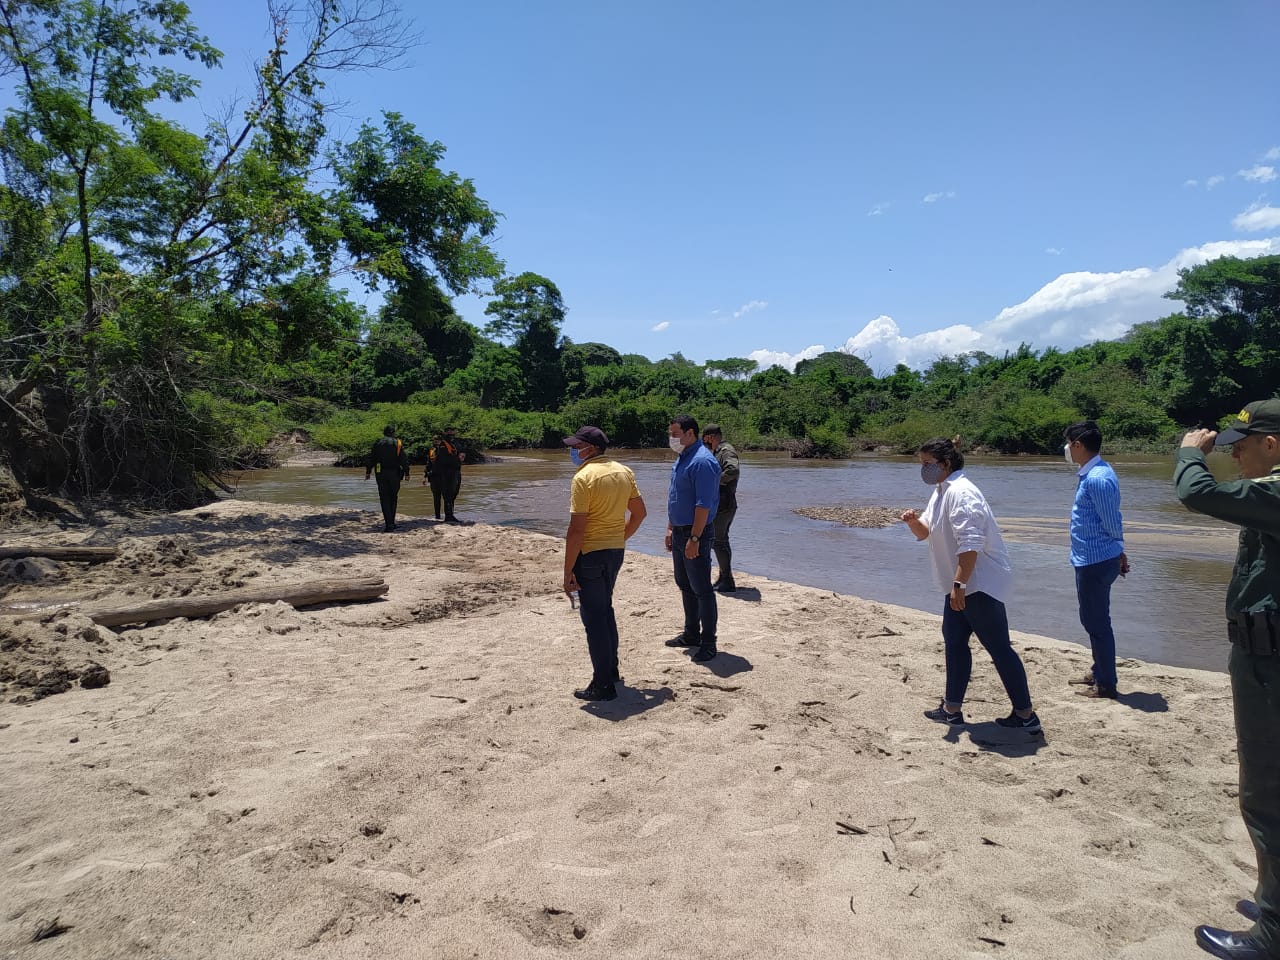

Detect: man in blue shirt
664,414,721,662
1064,420,1130,699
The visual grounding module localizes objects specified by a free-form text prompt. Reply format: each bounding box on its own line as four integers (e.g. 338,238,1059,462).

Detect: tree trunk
0,545,118,563
78,577,388,627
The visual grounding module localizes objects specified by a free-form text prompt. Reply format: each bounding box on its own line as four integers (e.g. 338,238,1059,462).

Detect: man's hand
1119,552,1131,578
683,536,700,560
900,509,918,523
665,529,673,552
1181,429,1218,454
949,584,966,612
563,572,579,595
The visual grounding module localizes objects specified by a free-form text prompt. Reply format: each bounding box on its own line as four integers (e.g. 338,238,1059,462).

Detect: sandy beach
0,498,1252,959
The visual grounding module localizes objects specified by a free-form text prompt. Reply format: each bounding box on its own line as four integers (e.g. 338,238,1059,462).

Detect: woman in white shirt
900,437,1041,733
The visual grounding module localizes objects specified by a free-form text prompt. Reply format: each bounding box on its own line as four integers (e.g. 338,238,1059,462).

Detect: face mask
570,447,583,467
1063,443,1074,464
920,462,945,485
668,436,685,454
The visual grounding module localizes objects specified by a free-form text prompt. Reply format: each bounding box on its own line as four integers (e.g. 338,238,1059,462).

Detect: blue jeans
941,591,1032,712
1074,557,1120,689
574,549,625,687
671,527,717,645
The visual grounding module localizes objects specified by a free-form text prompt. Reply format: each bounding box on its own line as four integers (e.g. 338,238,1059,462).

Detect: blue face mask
920,461,946,485
570,447,583,466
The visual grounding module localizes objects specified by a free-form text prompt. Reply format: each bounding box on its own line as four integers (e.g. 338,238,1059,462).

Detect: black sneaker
664,634,699,647
714,581,737,594
573,683,617,702
924,702,965,726
692,645,718,662
995,711,1042,733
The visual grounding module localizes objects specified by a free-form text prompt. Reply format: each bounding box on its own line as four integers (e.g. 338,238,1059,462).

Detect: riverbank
0,500,1249,959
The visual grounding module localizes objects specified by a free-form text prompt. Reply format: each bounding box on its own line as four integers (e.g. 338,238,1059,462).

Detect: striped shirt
1070,455,1125,567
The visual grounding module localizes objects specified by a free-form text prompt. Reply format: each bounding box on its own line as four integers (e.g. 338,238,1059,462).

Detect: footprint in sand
479,830,537,852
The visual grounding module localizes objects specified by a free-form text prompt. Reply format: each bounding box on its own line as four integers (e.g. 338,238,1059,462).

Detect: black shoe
434,514,442,520
1238,900,1262,923
923,702,965,726
445,515,459,523
1194,925,1272,959
383,523,396,532
573,683,617,702
715,581,737,593
665,634,699,647
692,645,718,662
995,710,1043,734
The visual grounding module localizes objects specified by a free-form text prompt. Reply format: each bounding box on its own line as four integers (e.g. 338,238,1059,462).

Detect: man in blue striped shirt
1064,420,1130,699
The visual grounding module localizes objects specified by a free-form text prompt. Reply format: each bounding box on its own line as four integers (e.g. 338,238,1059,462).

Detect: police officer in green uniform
365,425,409,532
1177,399,1280,960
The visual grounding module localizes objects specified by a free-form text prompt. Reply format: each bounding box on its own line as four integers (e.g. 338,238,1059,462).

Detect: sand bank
0,499,1250,959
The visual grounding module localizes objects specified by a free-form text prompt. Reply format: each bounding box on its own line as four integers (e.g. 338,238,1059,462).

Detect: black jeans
940,591,1032,712
432,470,461,519
671,527,717,646
712,504,736,582
375,473,400,528
1074,556,1121,689
574,549,625,687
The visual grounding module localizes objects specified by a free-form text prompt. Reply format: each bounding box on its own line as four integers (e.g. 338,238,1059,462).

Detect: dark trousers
432,470,461,519
1229,642,1280,955
375,473,400,528
574,549,625,687
671,527,717,646
1074,556,1121,689
712,504,737,583
940,591,1032,712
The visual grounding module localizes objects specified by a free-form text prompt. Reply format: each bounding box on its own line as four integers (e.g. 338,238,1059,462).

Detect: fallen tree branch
73,577,389,627
0,546,119,563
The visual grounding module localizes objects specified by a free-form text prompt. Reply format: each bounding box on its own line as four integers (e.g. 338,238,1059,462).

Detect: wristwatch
952,580,967,590
690,535,700,543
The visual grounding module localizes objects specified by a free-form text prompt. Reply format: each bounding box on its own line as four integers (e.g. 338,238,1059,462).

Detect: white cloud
1045,247,1063,255
922,191,956,203
1266,147,1280,161
1207,174,1225,188
746,344,825,372
867,202,890,217
1240,165,1277,183
733,299,767,319
651,321,670,332
1234,205,1280,232
753,238,1280,372
1183,179,1199,188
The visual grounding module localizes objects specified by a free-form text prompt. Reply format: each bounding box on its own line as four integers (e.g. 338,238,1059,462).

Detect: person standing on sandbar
664,414,720,663
365,425,409,532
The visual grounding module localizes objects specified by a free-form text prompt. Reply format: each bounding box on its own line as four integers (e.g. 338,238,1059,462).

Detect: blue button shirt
1070,455,1125,567
668,441,720,525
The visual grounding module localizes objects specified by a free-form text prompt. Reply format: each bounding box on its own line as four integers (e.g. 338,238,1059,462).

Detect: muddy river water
232,449,1245,673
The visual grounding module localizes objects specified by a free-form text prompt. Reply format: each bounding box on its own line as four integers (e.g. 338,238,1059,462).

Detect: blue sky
54,1,1280,370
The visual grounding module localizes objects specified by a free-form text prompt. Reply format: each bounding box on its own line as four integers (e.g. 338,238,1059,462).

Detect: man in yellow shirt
562,426,647,701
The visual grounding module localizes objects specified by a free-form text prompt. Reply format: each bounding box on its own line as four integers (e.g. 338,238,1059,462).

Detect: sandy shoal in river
0,498,1251,959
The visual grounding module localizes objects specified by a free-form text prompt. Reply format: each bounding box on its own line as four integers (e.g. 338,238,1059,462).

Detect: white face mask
668,436,685,454
1063,443,1074,465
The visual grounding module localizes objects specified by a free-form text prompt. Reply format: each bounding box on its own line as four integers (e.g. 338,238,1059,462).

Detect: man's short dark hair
383,424,396,437
1064,420,1102,454
671,414,699,436
702,423,723,438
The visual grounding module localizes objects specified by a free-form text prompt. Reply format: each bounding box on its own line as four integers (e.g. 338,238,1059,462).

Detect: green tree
484,272,567,411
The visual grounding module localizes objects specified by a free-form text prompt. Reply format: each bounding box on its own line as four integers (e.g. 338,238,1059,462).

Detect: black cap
563,425,609,450
702,423,722,437
1216,399,1280,444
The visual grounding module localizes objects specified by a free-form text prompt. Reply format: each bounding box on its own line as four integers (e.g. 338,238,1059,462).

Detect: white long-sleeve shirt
919,470,1014,603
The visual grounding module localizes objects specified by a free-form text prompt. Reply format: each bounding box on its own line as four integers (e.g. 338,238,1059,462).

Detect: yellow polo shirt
570,458,641,553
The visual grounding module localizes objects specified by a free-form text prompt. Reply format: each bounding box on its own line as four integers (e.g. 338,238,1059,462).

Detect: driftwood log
0,545,119,563
79,577,389,627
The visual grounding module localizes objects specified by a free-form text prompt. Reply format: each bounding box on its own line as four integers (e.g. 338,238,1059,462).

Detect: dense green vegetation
2,1,1278,507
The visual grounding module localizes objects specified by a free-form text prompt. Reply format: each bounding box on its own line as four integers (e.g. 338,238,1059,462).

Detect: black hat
1215,399,1280,444
702,423,723,437
563,425,609,450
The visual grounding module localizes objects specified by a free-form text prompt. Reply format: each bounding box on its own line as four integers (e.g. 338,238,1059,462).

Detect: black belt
1229,611,1280,656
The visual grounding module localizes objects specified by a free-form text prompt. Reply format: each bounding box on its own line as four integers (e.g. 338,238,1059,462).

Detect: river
230,449,1243,673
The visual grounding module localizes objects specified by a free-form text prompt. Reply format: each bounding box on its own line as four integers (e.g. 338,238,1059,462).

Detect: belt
1229,610,1280,656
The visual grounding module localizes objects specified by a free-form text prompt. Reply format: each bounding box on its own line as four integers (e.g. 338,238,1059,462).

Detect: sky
36,1,1280,371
